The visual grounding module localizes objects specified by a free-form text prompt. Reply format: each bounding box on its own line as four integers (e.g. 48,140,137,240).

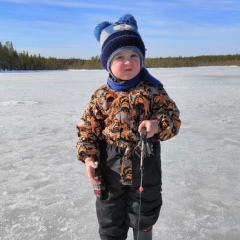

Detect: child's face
110,50,141,80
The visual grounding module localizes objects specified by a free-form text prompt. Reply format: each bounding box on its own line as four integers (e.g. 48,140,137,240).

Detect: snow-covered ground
0,67,239,240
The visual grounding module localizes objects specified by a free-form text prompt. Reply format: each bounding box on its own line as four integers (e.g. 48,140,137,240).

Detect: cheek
134,61,141,71
110,63,121,78
111,62,122,72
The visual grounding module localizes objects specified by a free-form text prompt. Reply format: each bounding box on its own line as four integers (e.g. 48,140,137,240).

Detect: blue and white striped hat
94,14,146,73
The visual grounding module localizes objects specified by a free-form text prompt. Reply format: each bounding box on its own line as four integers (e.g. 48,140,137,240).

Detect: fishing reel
133,127,154,160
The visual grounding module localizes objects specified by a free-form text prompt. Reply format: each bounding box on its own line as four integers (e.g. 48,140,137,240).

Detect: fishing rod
136,127,154,240
137,127,147,240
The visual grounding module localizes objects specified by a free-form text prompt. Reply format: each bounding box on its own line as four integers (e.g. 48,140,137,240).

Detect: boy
76,14,181,240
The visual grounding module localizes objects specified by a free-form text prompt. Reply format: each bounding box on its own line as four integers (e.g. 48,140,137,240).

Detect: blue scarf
107,67,163,91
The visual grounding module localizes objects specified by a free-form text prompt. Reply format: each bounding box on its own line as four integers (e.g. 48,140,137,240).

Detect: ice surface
0,67,240,240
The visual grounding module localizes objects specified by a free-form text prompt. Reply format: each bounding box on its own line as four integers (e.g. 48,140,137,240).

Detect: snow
0,67,239,240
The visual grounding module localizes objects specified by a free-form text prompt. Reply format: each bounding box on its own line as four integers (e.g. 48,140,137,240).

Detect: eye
115,55,123,60
131,54,139,58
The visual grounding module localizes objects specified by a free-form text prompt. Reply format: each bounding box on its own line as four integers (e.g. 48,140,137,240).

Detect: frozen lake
0,67,240,240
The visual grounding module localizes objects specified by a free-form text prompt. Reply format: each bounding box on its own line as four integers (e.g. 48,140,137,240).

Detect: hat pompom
94,21,112,41
118,14,138,30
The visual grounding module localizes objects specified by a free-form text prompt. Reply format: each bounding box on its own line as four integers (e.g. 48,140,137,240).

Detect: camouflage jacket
76,78,181,163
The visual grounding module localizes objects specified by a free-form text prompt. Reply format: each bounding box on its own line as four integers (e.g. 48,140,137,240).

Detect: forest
1,41,240,71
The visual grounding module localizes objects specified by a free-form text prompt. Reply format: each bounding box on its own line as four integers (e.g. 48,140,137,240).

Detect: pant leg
96,185,129,240
127,142,163,230
126,184,162,231
97,141,129,240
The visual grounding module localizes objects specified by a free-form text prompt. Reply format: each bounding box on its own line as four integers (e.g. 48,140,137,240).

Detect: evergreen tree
0,40,239,71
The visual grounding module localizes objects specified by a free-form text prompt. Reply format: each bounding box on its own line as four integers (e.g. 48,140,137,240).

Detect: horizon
1,0,240,59
1,40,239,61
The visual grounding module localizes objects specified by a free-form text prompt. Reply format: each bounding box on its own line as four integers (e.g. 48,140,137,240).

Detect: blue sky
0,0,240,59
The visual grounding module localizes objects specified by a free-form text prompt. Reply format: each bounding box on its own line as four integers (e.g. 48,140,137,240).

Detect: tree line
0,41,239,71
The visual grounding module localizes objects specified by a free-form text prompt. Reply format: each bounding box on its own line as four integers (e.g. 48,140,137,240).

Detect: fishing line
137,127,146,240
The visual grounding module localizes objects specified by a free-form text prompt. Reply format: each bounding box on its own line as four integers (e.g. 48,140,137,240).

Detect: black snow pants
97,140,162,240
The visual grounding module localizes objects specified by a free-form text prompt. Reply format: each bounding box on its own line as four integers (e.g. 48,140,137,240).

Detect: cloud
42,1,112,8
2,0,29,3
143,22,240,39
37,0,137,11
182,0,240,11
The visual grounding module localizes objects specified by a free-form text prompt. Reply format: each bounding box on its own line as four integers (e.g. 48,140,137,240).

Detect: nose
125,58,132,64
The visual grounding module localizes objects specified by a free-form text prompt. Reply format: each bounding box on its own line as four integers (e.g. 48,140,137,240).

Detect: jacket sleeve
150,87,181,141
76,92,104,163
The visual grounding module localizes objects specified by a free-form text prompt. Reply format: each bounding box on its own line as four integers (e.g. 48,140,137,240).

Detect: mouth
125,68,132,72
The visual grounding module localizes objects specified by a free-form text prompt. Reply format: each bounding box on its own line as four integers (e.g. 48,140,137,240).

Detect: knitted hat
94,14,145,73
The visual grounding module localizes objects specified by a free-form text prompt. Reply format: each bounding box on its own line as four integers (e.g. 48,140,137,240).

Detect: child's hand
138,120,158,138
85,157,101,185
